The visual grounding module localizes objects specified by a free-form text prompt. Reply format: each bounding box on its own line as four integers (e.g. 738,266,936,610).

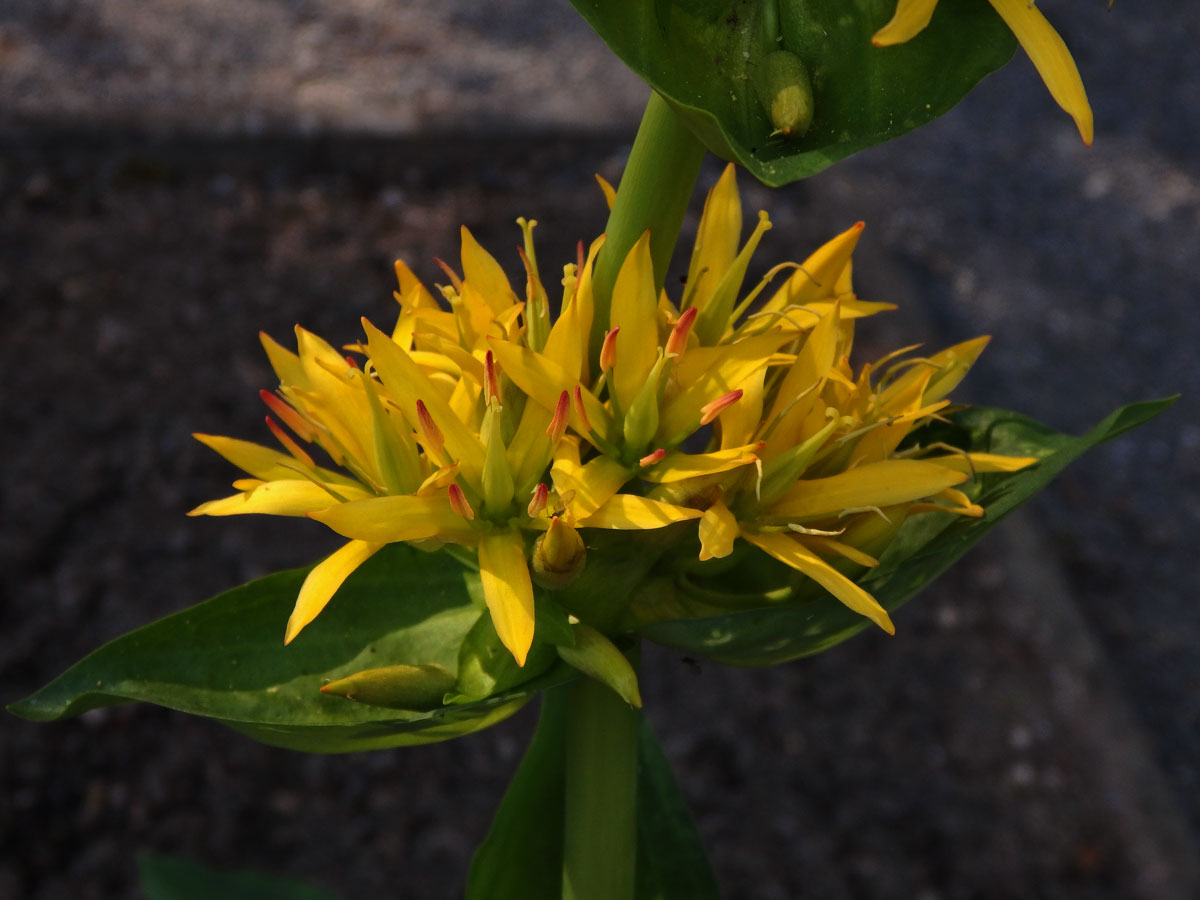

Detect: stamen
665,306,698,358
600,327,619,373
259,389,315,441
415,399,445,455
484,350,502,406
264,416,315,467
344,354,360,371
546,390,571,443
639,448,667,468
447,483,475,521
699,389,743,426
527,482,549,517
433,257,464,293
572,385,593,432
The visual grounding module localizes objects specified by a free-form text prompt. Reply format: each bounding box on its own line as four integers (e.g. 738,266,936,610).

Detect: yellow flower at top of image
872,0,1094,145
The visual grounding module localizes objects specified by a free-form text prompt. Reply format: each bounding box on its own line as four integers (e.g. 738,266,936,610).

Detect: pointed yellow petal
770,460,968,520
684,164,741,314
871,0,939,46
460,226,517,313
744,531,894,633
760,222,864,316
988,0,1093,145
660,332,795,441
285,540,384,644
925,453,1039,475
610,232,660,411
189,480,371,517
580,494,703,530
698,499,739,561
192,433,357,488
393,259,439,311
260,331,307,387
643,445,760,484
594,174,616,211
764,305,841,454
364,320,486,484
552,454,631,520
310,494,475,543
478,530,536,666
801,535,879,568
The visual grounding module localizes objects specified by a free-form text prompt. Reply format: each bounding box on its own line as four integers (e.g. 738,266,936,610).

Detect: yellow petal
478,530,536,666
684,164,742,314
552,454,631,520
763,304,841,454
580,494,703,530
610,232,660,412
461,226,517,314
800,535,879,568
643,444,761,484
393,259,439,312
871,0,939,46
285,540,384,644
760,222,864,316
924,453,1039,475
192,433,357,487
189,480,370,517
770,460,968,520
260,331,307,388
594,174,616,211
744,531,894,634
310,494,475,543
988,0,1093,145
364,319,486,484
698,499,739,561
660,332,794,441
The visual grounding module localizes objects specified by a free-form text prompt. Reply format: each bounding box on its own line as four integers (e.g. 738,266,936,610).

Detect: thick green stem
561,658,641,900
590,91,707,368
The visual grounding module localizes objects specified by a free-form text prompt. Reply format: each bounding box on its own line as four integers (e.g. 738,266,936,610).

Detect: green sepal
319,662,457,711
568,0,1017,186
640,398,1177,665
138,854,340,900
557,625,644,708
7,544,571,753
465,689,721,900
448,610,561,704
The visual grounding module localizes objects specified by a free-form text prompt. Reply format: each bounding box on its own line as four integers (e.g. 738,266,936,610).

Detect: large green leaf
637,398,1176,665
467,689,721,899
139,854,340,900
568,0,1017,186
8,544,573,753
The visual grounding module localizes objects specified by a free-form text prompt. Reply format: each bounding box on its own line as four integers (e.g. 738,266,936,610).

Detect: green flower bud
754,50,814,138
532,517,587,589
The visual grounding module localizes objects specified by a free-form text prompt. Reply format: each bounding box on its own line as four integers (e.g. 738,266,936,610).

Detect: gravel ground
2,2,1198,899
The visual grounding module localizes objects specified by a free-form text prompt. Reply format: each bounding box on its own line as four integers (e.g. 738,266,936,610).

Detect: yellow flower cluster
192,165,1035,666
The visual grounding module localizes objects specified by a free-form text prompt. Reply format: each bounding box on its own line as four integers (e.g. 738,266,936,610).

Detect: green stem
561,655,641,900
590,91,707,368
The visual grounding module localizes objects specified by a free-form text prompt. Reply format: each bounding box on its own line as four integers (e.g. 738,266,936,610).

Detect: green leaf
467,689,720,900
634,716,722,900
8,544,573,753
567,0,1017,186
466,690,569,900
639,398,1177,665
138,854,339,900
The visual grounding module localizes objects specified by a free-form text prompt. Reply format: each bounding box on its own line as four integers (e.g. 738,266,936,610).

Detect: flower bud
532,517,587,589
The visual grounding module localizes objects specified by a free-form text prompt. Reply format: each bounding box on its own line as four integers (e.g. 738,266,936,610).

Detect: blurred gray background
2,2,1198,898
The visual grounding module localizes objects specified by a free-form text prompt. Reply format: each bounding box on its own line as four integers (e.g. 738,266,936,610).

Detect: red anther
638,448,667,468
546,390,571,443
447,484,475,521
344,355,360,370
572,385,593,432
527,482,549,517
433,257,464,292
259,389,314,441
415,399,445,454
699,389,744,426
665,306,698,358
484,350,502,405
599,327,619,373
265,416,315,467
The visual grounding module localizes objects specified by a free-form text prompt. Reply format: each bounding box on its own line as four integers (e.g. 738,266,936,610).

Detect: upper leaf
568,0,1017,185
637,398,1177,664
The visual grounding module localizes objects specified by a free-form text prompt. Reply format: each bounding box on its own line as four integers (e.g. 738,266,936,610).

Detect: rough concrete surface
2,2,1198,899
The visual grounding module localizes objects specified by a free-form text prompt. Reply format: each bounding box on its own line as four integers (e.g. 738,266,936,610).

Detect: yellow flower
872,0,1094,145
191,225,699,666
